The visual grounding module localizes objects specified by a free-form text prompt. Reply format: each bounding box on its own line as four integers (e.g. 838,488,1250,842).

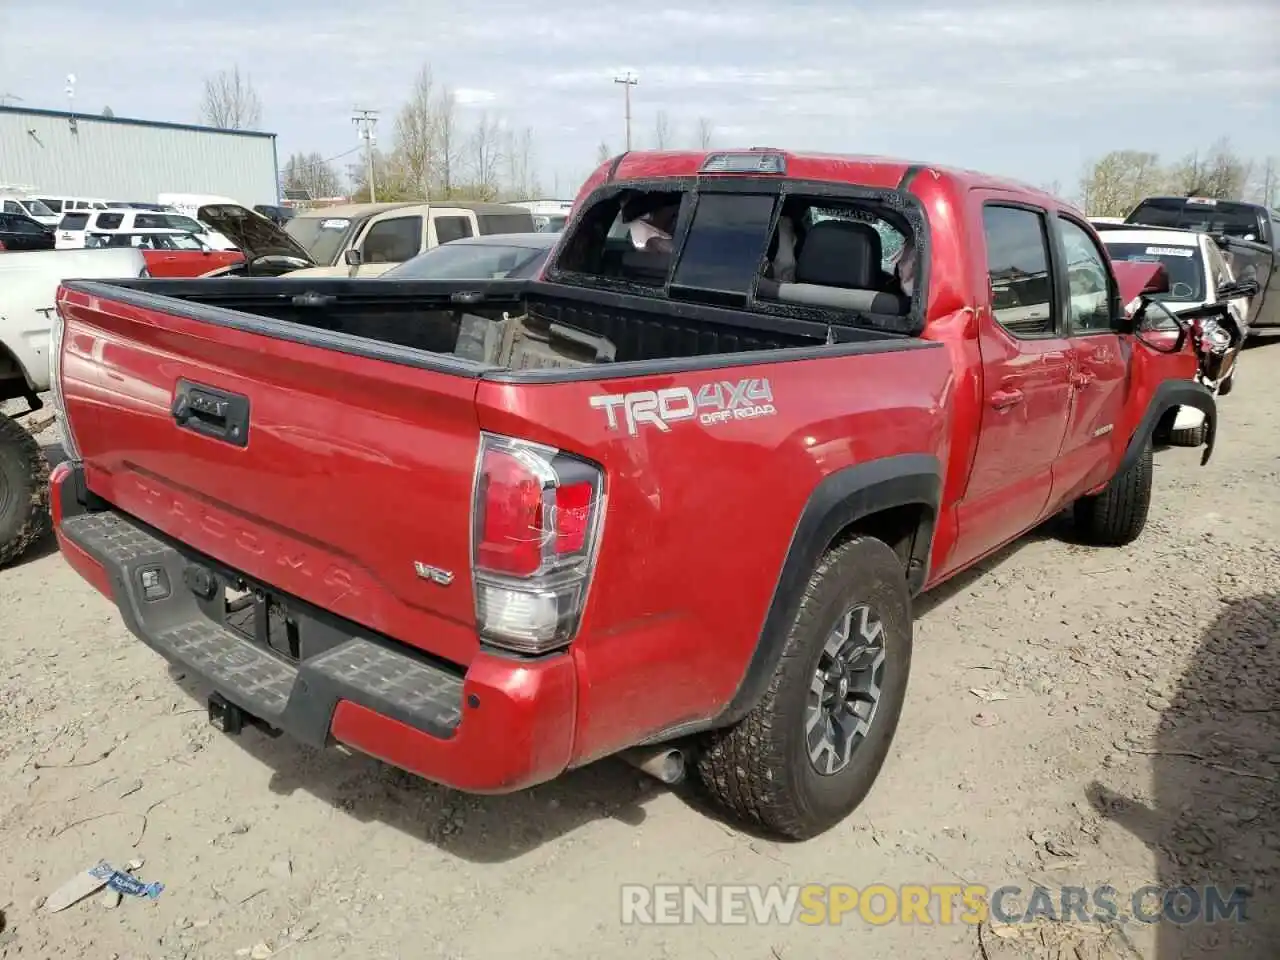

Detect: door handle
989,388,1024,410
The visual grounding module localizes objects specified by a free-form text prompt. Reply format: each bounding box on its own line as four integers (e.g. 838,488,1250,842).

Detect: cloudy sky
3,0,1278,198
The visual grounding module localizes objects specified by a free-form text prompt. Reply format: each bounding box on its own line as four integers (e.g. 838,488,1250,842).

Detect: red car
47,150,1224,839
85,229,244,277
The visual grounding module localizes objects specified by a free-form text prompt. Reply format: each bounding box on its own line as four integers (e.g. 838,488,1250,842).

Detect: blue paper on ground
88,861,164,899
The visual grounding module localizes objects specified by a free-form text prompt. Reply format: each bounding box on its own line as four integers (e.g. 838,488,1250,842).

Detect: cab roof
604,149,1069,207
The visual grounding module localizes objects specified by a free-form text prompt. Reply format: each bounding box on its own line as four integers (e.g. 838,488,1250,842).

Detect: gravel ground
1,340,1277,960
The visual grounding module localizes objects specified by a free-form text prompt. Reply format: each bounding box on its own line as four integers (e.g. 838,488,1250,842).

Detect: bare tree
503,126,537,199
1252,157,1278,207
596,142,612,165
283,151,344,200
1204,138,1252,199
467,113,504,200
653,111,673,150
346,149,414,202
1166,138,1250,199
432,87,462,197
695,117,714,149
200,66,262,130
1078,150,1166,217
101,105,115,118
394,65,436,198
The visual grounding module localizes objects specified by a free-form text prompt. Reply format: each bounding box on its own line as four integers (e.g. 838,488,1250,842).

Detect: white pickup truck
0,247,147,564
1096,223,1252,445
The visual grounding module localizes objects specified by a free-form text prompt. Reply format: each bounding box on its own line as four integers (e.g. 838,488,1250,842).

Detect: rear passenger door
949,200,1073,570
1049,214,1129,502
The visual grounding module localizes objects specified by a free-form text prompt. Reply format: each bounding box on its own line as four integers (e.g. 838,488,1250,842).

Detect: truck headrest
796,220,882,289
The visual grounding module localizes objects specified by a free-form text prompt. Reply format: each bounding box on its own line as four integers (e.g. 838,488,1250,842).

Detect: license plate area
223,581,300,662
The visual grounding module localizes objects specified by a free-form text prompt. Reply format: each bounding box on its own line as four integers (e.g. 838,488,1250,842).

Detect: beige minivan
281,201,535,278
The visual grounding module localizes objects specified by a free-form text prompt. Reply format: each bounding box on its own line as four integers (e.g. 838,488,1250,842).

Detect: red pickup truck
49,150,1221,840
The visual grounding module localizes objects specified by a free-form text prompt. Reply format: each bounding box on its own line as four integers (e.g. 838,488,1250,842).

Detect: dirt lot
2,342,1277,960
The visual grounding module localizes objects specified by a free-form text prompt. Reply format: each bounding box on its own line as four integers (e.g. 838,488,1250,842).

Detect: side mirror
1217,277,1260,301
1133,299,1185,353
343,249,363,267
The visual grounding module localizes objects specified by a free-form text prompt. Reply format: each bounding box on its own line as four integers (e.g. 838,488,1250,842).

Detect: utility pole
0,92,21,107
1263,158,1276,209
352,108,379,202
613,72,638,151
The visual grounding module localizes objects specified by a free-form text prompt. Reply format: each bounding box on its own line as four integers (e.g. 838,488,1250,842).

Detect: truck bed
79,276,920,377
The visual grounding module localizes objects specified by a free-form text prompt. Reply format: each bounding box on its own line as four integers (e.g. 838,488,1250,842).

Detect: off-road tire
0,414,52,567
696,536,912,841
1073,439,1153,546
1169,420,1208,447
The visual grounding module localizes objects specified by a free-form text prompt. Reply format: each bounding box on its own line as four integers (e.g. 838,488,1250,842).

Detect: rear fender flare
0,342,38,404
1125,379,1218,470
711,453,941,729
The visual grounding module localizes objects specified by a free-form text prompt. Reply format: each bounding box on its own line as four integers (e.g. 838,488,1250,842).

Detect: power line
286,145,362,171
613,72,637,152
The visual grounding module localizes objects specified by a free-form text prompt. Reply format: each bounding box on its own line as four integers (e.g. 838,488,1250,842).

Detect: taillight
49,301,82,462
472,433,604,654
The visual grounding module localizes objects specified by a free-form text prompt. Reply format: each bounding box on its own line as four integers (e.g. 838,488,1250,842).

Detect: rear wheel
1170,420,1208,447
0,414,51,567
696,536,912,840
1073,439,1153,546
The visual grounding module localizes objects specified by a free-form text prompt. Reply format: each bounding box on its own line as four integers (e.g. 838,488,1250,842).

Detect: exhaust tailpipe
621,745,687,784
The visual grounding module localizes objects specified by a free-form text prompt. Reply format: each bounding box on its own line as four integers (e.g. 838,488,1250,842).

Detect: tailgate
56,283,484,666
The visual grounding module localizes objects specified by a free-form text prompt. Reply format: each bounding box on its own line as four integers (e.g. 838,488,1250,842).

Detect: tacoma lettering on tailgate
589,378,776,436
130,477,360,600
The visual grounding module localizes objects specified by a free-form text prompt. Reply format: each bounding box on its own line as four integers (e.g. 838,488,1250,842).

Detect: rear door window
982,205,1058,338
59,213,90,231
96,213,125,230
433,215,473,244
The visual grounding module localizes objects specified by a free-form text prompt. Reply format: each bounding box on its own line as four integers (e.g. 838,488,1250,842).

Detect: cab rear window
550,187,919,325
1126,198,1264,241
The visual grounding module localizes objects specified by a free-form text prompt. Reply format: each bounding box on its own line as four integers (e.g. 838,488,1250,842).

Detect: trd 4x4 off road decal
589,378,777,437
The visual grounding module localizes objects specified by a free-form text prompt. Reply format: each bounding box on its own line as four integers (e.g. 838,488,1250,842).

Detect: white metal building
0,106,279,207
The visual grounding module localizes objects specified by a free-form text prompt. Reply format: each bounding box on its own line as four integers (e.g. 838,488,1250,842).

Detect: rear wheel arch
711,454,941,729
0,342,36,402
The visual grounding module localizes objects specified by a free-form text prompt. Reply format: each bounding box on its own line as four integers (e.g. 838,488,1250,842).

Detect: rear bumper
50,462,577,793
